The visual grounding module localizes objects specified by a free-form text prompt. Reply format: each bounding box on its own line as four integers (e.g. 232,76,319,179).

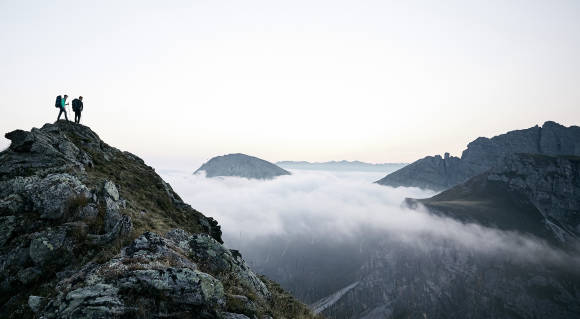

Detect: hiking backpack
55,95,62,108
72,99,79,112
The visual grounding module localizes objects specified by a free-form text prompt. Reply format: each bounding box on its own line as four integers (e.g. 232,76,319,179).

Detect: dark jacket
72,99,83,112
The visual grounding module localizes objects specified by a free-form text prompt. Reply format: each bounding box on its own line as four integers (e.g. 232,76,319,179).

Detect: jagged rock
86,214,133,245
27,295,46,313
4,173,91,220
377,121,580,191
187,233,271,299
0,194,23,215
17,267,43,285
41,232,226,318
222,313,251,319
29,227,70,266
0,216,17,246
103,180,119,201
195,153,291,180
78,203,98,220
104,197,121,232
166,229,270,299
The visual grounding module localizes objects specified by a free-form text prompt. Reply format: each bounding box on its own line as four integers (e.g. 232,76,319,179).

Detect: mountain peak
0,121,316,318
195,153,291,179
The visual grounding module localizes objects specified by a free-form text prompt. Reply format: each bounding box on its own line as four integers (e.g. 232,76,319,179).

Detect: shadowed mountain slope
407,153,580,245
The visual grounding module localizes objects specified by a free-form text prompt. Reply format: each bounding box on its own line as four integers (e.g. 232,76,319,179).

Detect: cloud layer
160,169,580,270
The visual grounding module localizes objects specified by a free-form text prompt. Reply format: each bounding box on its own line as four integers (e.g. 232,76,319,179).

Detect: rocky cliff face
319,152,580,318
196,154,290,180
0,121,317,319
376,121,580,191
409,153,580,245
323,238,580,319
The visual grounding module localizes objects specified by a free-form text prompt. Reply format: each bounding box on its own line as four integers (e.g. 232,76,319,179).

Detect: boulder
29,227,69,266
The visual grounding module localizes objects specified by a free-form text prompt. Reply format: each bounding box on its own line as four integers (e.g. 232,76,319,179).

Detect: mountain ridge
277,160,406,172
376,121,580,191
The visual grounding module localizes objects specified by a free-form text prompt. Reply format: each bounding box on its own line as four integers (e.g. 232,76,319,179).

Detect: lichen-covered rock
28,295,46,313
166,229,270,299
29,227,70,266
27,174,90,220
0,215,17,246
0,194,23,215
39,232,227,318
103,180,119,201
17,267,43,285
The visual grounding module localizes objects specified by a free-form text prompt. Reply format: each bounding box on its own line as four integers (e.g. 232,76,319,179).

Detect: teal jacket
61,97,66,108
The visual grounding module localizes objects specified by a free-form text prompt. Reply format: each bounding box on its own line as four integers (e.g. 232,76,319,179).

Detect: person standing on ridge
72,96,84,123
56,94,69,121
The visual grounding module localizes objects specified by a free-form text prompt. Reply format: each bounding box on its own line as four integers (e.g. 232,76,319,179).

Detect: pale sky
1,0,579,165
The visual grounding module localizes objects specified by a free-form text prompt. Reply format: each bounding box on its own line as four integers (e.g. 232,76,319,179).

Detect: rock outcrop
195,154,290,180
376,121,580,191
0,121,317,319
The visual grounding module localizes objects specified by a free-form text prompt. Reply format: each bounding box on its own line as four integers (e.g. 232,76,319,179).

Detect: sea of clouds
159,168,580,270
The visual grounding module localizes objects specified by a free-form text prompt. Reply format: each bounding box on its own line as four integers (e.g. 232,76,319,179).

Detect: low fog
160,168,580,302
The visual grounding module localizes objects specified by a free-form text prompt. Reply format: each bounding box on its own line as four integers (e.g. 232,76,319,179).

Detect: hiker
56,94,69,121
72,96,84,123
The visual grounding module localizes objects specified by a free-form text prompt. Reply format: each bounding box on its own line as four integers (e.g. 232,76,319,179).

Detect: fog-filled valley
161,167,580,317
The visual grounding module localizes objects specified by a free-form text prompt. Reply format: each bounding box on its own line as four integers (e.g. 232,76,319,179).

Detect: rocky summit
376,121,580,191
195,154,290,180
0,121,317,319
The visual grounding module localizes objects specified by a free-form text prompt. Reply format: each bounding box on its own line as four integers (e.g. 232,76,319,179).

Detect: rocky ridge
0,121,317,319
195,154,290,180
376,121,580,191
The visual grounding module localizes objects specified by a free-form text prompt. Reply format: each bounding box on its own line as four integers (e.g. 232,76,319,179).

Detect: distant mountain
277,160,407,172
195,153,291,179
376,121,580,191
319,153,580,318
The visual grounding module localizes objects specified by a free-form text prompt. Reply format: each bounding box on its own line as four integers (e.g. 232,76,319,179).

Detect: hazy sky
1,0,579,164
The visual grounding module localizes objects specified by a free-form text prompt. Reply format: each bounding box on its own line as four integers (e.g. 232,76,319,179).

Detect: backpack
72,99,80,112
55,95,62,108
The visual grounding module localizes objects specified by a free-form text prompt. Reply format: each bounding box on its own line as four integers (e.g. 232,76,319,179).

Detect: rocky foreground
0,121,318,319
